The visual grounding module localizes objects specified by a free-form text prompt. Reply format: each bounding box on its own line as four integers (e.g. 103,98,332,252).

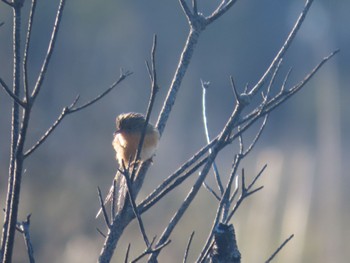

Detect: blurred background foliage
0,0,349,262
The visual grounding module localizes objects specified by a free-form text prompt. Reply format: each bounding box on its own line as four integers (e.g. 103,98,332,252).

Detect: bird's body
96,113,159,218
113,113,159,166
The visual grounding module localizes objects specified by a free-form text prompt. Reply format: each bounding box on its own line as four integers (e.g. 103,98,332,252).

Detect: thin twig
97,187,111,228
0,77,26,107
183,231,195,263
201,80,224,195
197,154,243,263
30,0,66,101
16,214,35,263
111,179,116,218
199,163,266,262
242,114,269,157
203,182,220,201
131,240,171,263
280,68,293,94
138,138,216,211
225,166,266,223
1,0,14,7
131,35,158,182
69,70,132,113
265,234,294,263
139,156,208,214
24,72,130,158
192,0,198,15
120,163,150,247
206,0,239,24
230,76,240,104
179,0,193,21
125,243,131,263
96,228,106,238
149,98,245,262
248,0,314,97
23,0,37,101
23,99,77,158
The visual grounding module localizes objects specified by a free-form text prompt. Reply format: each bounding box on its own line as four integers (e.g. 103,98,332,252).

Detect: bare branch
139,138,216,211
201,80,224,194
197,154,243,263
24,71,130,158
265,234,294,263
262,58,283,105
23,0,37,101
124,243,131,263
203,182,220,201
96,228,106,238
280,68,293,94
139,156,207,214
111,179,117,219
242,114,269,157
0,77,26,107
97,187,111,228
248,0,314,97
247,164,267,192
23,105,68,158
120,162,150,247
69,70,132,114
131,239,171,263
225,167,266,223
1,0,14,7
179,0,193,21
206,0,239,24
30,0,66,102
16,214,35,263
258,50,339,118
230,76,240,105
131,35,159,182
183,231,195,263
198,162,266,262
156,27,201,135
192,0,198,15
149,99,245,261
1,4,25,260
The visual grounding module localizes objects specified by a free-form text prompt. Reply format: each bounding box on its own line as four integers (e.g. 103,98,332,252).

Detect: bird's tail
96,172,127,219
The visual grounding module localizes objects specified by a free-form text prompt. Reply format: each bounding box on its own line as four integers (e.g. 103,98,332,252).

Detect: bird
96,112,160,218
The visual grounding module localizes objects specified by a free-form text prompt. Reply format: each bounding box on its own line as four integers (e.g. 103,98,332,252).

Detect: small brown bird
96,112,160,218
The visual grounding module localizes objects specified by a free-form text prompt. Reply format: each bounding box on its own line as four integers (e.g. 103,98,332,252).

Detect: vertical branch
131,34,159,182
1,2,23,261
30,0,66,102
156,28,201,135
23,0,37,101
201,80,224,195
